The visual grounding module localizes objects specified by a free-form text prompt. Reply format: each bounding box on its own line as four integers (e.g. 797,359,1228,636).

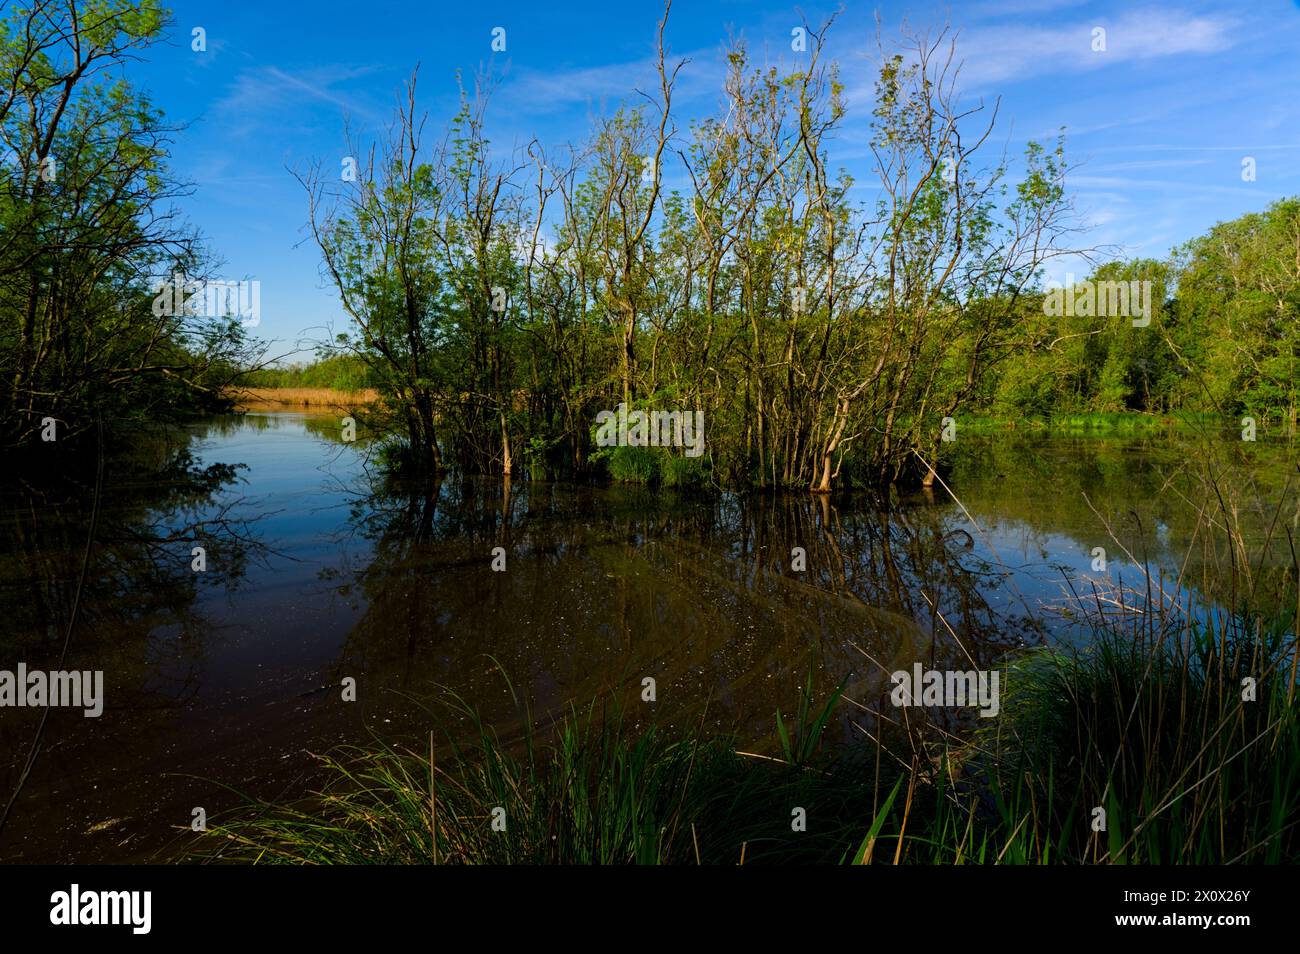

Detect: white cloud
211,64,388,129
496,47,723,118
949,8,1236,90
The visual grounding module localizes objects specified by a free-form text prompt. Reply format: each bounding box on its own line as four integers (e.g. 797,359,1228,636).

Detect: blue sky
130,1,1300,359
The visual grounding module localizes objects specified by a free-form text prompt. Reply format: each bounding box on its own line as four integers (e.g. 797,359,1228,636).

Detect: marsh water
1,411,1295,862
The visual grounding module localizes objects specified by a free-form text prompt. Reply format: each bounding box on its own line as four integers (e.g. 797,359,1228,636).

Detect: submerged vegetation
199,604,1298,864
199,445,1300,865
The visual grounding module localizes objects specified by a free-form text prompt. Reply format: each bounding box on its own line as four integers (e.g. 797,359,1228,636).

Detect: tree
1172,199,1300,427
0,0,251,454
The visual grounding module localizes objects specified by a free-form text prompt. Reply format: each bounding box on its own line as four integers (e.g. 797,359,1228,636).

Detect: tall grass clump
197,680,887,865
193,596,1298,864
602,445,661,485
660,453,708,488
971,609,1298,863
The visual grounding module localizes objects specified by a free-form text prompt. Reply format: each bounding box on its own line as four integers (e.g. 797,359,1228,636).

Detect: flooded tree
296,11,1078,491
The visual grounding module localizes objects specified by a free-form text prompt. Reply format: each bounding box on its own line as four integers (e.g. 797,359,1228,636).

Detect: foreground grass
196,607,1298,864
199,676,885,864
940,611,1299,863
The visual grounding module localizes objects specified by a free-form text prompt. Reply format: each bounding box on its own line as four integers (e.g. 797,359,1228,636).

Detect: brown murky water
0,412,1295,861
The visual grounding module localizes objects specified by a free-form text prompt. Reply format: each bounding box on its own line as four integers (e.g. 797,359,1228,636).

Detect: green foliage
8,3,1300,484
589,444,710,488
775,670,847,768
0,2,255,455
977,618,1298,864
603,445,660,484
290,24,1081,491
983,200,1300,428
243,354,375,391
1173,198,1300,422
660,452,708,488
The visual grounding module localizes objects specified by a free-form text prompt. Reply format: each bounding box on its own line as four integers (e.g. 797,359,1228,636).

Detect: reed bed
229,387,379,408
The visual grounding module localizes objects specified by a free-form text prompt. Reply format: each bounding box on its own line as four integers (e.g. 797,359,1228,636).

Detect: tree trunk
810,453,833,493
500,408,512,476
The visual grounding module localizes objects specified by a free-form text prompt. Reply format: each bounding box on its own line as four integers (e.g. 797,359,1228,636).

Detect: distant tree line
242,354,375,391
985,198,1300,429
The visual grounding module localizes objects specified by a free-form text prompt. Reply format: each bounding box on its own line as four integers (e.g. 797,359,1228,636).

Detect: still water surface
0,411,1293,861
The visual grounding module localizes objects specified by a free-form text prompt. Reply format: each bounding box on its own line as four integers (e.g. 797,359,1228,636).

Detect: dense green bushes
983,200,1300,428
242,354,375,391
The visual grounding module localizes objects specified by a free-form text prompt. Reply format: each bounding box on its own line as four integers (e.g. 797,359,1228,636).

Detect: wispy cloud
964,0,1092,17
211,64,389,130
950,7,1237,89
1087,157,1214,172
495,47,724,119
